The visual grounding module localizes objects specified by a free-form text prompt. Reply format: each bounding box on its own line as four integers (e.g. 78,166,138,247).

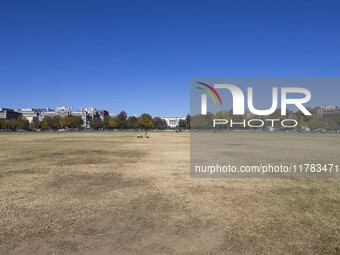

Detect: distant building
318,105,338,111
38,110,56,121
317,105,340,116
96,110,109,120
0,108,21,120
15,108,39,123
35,108,53,113
162,116,185,128
322,109,340,116
71,110,89,128
56,106,72,117
85,107,96,115
37,106,108,128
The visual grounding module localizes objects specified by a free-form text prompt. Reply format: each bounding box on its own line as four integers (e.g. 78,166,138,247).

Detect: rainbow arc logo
196,82,223,106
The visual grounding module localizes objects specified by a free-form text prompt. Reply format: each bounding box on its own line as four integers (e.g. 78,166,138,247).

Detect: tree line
2,108,339,131
0,111,175,130
0,116,30,130
89,111,169,130
33,115,83,129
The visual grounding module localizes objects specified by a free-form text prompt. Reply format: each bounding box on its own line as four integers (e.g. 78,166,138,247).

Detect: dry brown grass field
0,132,339,255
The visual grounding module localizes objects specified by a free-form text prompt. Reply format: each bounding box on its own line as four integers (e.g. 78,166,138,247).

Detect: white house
162,116,185,128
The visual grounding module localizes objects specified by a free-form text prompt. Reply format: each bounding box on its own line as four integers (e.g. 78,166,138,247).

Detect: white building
14,108,38,123
56,106,72,117
38,106,101,128
162,116,185,128
71,110,89,128
85,107,96,115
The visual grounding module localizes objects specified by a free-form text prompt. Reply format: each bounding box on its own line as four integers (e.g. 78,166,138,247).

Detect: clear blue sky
1,0,340,117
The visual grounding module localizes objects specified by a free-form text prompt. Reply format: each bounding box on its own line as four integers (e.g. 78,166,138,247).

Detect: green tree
7,119,16,129
90,117,103,129
108,117,118,129
186,114,190,129
52,115,62,129
103,115,111,129
117,111,127,122
69,116,83,129
41,116,53,130
127,116,138,129
331,114,340,129
138,113,154,131
33,120,42,129
60,116,72,128
177,119,186,129
152,117,167,130
103,116,118,129
190,113,214,129
59,116,83,129
0,119,8,129
308,117,326,130
16,116,29,129
117,119,128,129
215,111,229,120
326,119,338,130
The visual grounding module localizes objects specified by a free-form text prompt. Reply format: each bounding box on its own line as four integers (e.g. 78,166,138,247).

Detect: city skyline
0,106,187,129
2,103,340,131
1,105,185,118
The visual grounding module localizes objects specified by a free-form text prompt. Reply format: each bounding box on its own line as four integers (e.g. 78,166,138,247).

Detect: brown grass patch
0,132,339,255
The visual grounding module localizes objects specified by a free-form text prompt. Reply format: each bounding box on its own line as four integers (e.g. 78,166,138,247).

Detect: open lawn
0,132,339,255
